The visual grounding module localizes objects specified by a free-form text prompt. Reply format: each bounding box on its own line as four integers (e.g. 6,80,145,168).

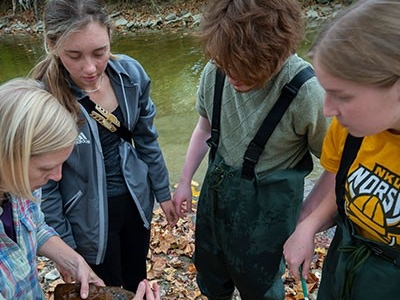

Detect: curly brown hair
198,0,304,88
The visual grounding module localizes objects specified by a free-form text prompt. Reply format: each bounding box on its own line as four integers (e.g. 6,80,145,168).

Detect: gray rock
114,18,128,27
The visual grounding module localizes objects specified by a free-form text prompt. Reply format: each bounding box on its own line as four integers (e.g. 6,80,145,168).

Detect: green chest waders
194,67,314,300
318,135,400,300
195,153,313,300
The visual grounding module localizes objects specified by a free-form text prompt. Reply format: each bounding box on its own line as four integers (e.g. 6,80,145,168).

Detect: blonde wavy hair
0,78,78,200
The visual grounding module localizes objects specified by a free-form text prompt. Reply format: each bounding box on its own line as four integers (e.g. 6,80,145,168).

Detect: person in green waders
173,0,330,299
284,0,400,299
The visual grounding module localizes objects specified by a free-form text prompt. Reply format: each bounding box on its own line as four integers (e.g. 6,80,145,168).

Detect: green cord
299,266,309,300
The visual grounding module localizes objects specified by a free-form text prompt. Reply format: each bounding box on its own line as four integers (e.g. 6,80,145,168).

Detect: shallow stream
0,29,322,188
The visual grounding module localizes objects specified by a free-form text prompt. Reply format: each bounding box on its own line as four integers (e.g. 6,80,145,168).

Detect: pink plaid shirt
0,190,57,299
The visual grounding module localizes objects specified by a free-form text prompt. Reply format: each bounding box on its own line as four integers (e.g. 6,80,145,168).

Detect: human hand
39,236,104,299
56,258,104,299
160,199,179,226
76,267,105,299
56,263,74,283
172,183,193,218
133,279,160,300
283,222,316,280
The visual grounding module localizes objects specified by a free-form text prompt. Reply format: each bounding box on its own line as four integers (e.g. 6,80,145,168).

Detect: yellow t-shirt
321,117,400,247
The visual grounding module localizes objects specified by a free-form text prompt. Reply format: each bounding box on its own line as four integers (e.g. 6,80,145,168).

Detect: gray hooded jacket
41,54,170,264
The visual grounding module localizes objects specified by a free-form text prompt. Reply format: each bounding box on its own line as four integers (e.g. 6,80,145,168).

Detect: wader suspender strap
206,68,226,162
242,66,315,179
335,134,364,217
79,97,133,143
206,66,315,179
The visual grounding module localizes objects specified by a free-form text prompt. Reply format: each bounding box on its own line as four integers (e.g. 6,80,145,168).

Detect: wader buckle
282,82,298,99
206,129,219,148
370,245,383,256
242,141,264,180
368,244,400,267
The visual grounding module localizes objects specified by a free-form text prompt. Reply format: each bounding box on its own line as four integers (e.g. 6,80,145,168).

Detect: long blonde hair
0,78,78,200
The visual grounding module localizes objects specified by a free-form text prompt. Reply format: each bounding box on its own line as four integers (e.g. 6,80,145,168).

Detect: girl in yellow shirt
283,1,400,299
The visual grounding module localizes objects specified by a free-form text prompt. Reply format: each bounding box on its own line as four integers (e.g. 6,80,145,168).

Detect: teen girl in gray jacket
40,54,177,291
31,1,178,293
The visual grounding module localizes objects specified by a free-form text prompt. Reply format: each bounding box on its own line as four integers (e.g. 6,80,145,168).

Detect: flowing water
0,29,322,187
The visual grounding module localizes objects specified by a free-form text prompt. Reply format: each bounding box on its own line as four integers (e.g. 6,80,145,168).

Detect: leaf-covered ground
145,183,332,300
39,182,332,300
145,207,331,300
